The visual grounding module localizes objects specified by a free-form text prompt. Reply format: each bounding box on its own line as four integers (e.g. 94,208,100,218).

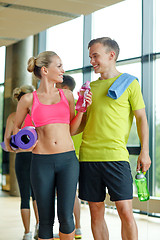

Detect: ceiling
0,0,124,47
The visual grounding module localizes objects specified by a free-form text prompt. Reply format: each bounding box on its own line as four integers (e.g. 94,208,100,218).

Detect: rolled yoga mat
1,126,37,151
0,135,18,151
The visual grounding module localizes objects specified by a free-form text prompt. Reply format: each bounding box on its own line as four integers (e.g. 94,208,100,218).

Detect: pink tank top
31,89,70,127
22,114,34,129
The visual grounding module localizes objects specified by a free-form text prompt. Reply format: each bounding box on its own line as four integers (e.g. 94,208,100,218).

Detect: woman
4,85,39,240
13,51,92,240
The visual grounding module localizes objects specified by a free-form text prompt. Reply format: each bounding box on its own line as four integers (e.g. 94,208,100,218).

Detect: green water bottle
135,170,150,201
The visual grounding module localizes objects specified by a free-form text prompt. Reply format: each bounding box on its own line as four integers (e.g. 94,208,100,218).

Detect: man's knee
89,201,105,211
89,202,105,222
116,200,135,223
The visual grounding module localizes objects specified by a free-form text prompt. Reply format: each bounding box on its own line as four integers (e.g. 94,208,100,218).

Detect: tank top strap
59,89,69,105
33,90,38,100
32,91,40,106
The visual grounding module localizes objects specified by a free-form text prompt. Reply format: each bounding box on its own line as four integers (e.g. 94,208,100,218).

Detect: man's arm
134,108,151,172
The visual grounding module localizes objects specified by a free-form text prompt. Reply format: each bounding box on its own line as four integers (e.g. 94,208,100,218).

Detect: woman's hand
5,140,16,153
16,140,38,153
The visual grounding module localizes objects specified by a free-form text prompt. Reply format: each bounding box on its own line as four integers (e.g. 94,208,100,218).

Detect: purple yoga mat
0,142,8,151
0,127,37,151
0,135,18,151
14,126,38,149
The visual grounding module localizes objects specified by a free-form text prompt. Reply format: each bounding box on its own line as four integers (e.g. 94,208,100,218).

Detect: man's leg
115,199,138,240
88,201,109,240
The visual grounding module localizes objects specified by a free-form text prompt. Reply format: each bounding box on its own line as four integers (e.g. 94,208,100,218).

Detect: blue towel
107,73,138,99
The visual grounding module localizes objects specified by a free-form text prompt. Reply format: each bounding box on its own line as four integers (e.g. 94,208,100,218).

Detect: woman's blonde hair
12,85,35,102
27,51,57,79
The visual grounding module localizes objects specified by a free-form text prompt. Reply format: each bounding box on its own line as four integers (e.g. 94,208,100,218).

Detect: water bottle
135,170,150,201
75,81,90,112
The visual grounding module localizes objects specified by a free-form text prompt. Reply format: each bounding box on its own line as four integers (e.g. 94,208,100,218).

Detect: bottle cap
82,81,90,89
135,171,145,179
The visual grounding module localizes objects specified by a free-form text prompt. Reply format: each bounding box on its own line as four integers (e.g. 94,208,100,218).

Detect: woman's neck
38,78,56,93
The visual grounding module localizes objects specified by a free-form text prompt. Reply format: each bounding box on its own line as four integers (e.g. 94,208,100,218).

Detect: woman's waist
32,138,74,154
36,124,71,139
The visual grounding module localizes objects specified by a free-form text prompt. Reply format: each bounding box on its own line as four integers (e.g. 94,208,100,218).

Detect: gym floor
0,191,160,240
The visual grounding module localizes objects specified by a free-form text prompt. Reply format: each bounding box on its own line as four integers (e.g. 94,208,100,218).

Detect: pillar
4,36,34,196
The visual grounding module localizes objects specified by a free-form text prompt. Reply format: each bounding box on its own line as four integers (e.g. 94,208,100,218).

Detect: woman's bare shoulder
19,92,34,106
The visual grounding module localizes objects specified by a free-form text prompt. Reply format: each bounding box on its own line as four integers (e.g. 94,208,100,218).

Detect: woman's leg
56,151,79,240
32,199,39,224
21,209,30,233
15,152,32,234
31,154,56,240
31,171,39,239
73,194,81,229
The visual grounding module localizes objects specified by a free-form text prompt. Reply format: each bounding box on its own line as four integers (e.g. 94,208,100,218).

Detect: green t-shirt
79,75,145,162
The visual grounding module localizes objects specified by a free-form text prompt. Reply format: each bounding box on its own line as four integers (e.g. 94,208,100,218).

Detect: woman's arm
4,112,16,152
64,89,92,135
13,93,33,135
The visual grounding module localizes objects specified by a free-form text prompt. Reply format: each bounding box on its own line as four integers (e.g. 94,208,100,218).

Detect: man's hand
137,149,151,172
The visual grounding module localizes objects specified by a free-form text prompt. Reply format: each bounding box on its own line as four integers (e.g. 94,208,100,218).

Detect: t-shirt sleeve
128,79,145,111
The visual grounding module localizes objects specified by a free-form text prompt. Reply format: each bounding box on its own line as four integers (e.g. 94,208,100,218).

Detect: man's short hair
62,75,76,92
88,37,120,61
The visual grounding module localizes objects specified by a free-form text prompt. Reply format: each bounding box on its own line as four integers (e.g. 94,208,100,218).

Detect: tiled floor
0,193,160,240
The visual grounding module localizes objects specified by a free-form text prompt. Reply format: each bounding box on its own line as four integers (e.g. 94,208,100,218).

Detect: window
154,0,160,52
130,155,139,195
0,47,6,84
117,62,141,85
0,86,4,175
65,70,83,100
0,46,5,176
92,0,142,60
46,16,83,71
155,58,160,197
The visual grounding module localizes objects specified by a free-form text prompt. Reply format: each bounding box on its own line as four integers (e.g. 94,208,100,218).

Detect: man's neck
100,69,121,80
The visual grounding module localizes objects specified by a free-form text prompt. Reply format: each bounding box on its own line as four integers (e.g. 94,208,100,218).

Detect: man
55,75,82,240
78,37,151,240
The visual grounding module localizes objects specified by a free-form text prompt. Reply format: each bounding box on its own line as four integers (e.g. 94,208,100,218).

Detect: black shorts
79,161,133,202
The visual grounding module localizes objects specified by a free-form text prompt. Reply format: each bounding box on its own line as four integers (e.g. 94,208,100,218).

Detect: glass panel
154,0,160,52
46,16,83,71
116,62,142,85
0,86,4,176
0,47,6,84
155,58,160,197
130,155,139,195
92,0,142,60
91,69,100,82
127,118,139,146
65,71,83,100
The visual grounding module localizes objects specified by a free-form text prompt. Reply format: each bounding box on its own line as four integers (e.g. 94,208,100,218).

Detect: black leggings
15,152,35,209
31,151,79,239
